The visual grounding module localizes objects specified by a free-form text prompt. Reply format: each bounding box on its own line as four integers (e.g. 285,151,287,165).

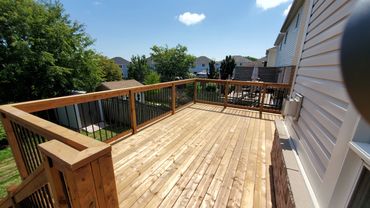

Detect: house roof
98,79,143,90
232,55,253,63
195,56,212,65
111,57,131,65
274,32,286,46
146,56,156,66
280,0,305,32
274,0,305,45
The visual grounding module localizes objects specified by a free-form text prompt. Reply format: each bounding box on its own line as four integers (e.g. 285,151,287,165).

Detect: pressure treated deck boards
112,103,281,208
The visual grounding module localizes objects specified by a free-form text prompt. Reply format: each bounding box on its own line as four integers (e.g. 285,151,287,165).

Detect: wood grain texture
112,103,281,208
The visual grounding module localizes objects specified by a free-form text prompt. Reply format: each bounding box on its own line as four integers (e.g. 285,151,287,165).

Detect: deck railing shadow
188,104,281,122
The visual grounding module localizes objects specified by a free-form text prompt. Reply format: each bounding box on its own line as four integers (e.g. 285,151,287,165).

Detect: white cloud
93,1,102,6
256,0,291,10
178,12,206,26
283,3,292,16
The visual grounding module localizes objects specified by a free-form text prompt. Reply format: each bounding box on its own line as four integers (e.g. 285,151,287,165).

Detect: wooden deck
112,103,281,208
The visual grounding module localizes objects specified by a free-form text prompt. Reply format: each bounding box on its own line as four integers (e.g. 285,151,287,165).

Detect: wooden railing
0,105,118,207
195,79,291,117
0,78,290,208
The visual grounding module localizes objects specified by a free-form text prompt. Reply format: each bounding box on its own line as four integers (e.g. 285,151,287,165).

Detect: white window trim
349,142,370,166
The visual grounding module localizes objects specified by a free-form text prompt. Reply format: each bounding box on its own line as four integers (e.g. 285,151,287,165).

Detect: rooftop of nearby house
274,0,305,46
232,55,253,64
97,79,143,91
194,56,212,66
111,57,131,65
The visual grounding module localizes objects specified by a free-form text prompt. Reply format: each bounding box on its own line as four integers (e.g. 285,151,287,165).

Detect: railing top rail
38,139,110,171
196,78,291,88
6,78,289,114
0,105,110,152
12,78,197,113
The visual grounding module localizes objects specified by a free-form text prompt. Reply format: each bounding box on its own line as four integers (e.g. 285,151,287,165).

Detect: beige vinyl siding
286,0,358,206
275,6,304,67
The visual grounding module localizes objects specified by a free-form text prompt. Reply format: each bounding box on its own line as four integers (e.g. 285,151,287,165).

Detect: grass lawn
83,125,130,142
0,147,21,198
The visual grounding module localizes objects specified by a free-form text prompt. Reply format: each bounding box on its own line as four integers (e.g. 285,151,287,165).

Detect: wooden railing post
224,81,229,108
39,140,118,208
193,80,197,103
129,90,137,134
259,83,267,118
172,83,176,114
0,113,28,179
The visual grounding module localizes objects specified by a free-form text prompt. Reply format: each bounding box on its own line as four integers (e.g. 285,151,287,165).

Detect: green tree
150,45,195,82
144,71,160,85
97,55,122,81
128,55,149,83
220,56,236,80
246,56,258,61
207,60,218,79
0,0,102,103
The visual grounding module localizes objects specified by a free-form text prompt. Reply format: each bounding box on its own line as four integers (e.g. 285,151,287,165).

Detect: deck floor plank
112,103,280,208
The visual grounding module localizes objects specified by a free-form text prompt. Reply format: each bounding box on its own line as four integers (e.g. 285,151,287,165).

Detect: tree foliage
144,70,160,85
150,45,195,82
0,0,105,103
246,56,258,61
220,56,236,80
128,55,149,83
207,60,218,79
97,55,122,82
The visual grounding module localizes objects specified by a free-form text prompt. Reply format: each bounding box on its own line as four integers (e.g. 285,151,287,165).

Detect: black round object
341,0,370,123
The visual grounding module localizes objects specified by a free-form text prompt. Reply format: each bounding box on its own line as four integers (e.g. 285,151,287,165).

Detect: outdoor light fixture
341,0,370,123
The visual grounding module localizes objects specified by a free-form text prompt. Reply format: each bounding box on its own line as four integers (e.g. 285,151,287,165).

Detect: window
295,13,300,28
284,31,288,44
240,63,242,66
280,43,282,50
202,64,205,67
348,168,370,207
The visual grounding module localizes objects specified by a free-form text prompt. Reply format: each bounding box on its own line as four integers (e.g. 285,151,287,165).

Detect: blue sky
60,0,293,60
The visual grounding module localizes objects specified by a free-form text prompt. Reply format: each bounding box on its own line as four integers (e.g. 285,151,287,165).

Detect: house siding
285,0,360,206
275,6,304,67
266,47,277,67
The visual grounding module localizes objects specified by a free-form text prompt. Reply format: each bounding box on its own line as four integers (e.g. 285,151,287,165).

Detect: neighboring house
215,61,221,71
111,57,131,78
243,57,266,67
146,56,156,69
232,55,253,67
274,0,310,68
266,47,277,67
190,56,212,75
276,0,370,207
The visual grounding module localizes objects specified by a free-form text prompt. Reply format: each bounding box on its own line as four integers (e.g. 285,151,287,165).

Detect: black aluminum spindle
79,103,89,136
64,106,71,129
87,102,97,140
11,122,32,173
72,105,80,132
28,131,42,166
93,101,103,141
17,125,37,172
